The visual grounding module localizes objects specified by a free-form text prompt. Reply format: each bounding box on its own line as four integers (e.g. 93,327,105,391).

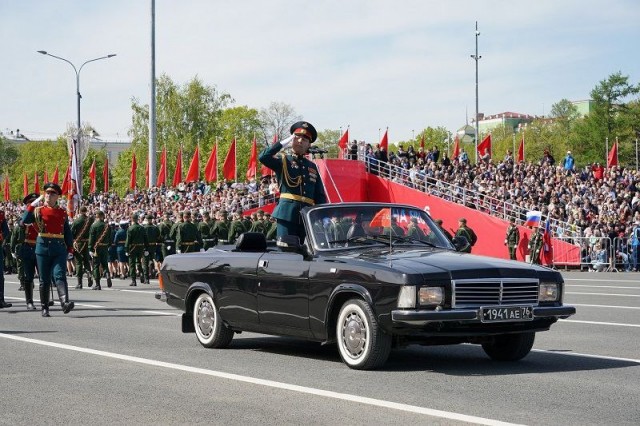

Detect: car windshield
306,204,454,251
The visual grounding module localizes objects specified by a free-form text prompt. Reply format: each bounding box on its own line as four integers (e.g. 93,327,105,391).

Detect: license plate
481,306,533,323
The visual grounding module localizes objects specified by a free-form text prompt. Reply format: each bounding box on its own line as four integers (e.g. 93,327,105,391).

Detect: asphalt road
1,271,638,425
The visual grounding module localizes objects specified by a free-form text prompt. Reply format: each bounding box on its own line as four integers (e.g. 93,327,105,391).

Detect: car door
256,251,311,334
213,252,261,328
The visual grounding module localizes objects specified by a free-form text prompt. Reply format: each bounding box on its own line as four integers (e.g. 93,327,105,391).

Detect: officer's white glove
166,246,171,251
279,135,295,151
177,249,181,254
89,251,96,258
12,253,17,259
31,195,44,207
199,248,205,252
67,253,74,261
144,251,149,256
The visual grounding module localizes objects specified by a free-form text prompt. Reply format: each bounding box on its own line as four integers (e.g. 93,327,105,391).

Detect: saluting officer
71,205,94,289
176,210,202,253
21,183,75,317
11,193,42,309
125,213,148,286
0,208,11,308
88,210,113,290
259,121,328,241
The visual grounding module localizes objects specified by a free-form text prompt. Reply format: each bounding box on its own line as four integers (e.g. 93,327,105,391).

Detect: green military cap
146,214,153,221
131,213,139,221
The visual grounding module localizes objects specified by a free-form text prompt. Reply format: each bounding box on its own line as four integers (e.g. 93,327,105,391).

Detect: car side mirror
277,235,302,252
452,236,470,252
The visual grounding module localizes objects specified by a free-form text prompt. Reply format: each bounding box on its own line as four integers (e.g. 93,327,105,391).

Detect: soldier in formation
125,213,148,286
71,205,94,289
88,210,113,290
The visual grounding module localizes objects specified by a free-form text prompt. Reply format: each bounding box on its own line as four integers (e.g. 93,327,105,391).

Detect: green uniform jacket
125,223,148,255
177,222,202,252
71,214,93,252
89,220,112,253
227,220,246,244
258,141,328,225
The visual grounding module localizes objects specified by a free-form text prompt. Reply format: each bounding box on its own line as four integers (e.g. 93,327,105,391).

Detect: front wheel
193,293,234,348
336,298,392,370
481,332,535,361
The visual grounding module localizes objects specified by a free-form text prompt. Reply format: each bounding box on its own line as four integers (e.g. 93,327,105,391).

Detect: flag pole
616,137,619,166
605,137,609,167
512,132,515,157
234,136,237,183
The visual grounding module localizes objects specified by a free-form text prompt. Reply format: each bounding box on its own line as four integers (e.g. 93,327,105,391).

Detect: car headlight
419,287,444,306
539,283,559,302
397,286,416,308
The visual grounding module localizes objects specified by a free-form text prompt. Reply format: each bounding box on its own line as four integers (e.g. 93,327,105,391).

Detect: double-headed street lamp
37,50,116,195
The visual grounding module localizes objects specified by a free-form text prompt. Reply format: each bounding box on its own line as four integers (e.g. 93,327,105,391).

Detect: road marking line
560,319,640,328
573,303,640,310
567,292,640,297
141,310,181,316
0,333,521,426
532,349,640,364
567,284,640,289
564,278,640,283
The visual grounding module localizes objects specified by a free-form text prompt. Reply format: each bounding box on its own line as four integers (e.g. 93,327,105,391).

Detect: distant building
1,128,131,168
477,112,537,134
571,100,594,117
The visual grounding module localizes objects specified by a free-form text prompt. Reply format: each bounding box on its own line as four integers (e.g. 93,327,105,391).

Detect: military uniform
88,212,113,290
125,215,148,286
528,229,544,265
455,219,477,253
0,210,11,308
199,213,216,250
266,219,277,241
168,212,183,254
10,194,42,309
505,220,520,260
227,214,246,244
71,209,94,289
10,221,25,291
407,219,426,241
211,213,229,245
21,183,75,317
176,213,202,253
158,214,175,258
144,216,161,280
258,121,327,241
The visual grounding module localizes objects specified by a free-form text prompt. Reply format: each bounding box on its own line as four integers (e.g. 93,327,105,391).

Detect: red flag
261,135,277,177
379,128,389,151
130,153,137,190
246,137,258,180
33,171,40,194
223,138,237,181
61,161,71,195
3,175,9,201
451,135,460,159
23,172,28,197
607,141,618,168
186,146,200,183
477,134,492,157
204,143,218,182
338,129,349,158
145,157,150,188
44,170,49,184
517,134,525,163
103,157,109,192
420,135,425,150
89,159,97,193
156,147,167,186
172,147,183,187
52,165,60,185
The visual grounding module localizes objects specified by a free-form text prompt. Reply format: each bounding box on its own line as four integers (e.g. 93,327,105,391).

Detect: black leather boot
18,282,24,291
129,278,137,287
40,287,50,317
0,300,12,308
75,276,83,290
56,281,75,314
25,282,36,310
106,274,112,288
87,274,93,288
92,279,101,290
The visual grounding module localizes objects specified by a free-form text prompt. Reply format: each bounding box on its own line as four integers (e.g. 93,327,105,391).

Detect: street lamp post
470,21,481,163
37,50,116,195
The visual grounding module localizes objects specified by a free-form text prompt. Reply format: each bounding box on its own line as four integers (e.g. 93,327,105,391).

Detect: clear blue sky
1,0,638,144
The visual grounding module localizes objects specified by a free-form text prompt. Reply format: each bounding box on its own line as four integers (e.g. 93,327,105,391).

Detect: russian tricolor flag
524,210,542,228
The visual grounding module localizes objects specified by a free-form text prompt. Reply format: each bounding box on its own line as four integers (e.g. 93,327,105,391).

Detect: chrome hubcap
342,311,366,356
197,300,214,337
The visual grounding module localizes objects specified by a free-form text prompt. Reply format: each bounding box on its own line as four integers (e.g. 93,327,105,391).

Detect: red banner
223,138,236,181
186,146,200,183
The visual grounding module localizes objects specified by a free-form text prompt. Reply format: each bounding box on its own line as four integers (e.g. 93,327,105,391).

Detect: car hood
335,248,558,282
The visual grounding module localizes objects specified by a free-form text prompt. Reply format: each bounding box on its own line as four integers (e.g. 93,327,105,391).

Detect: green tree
257,102,302,145
0,136,19,174
316,129,341,158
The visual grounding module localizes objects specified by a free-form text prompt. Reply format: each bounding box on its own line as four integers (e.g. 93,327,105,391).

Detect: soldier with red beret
21,182,75,317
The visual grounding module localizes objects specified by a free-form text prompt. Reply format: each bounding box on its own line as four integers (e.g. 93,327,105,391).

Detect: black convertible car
157,203,575,370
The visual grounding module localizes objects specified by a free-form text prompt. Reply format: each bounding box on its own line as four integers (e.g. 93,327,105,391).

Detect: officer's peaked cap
23,192,39,204
290,121,317,143
43,182,62,195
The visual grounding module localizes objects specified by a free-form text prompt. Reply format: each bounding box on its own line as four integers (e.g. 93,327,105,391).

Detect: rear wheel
482,332,535,361
193,293,233,348
336,298,392,370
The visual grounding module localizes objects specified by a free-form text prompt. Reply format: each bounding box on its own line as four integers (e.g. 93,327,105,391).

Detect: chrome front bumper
391,305,576,325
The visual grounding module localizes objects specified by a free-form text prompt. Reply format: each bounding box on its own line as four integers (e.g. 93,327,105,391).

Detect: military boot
24,282,37,310
18,282,24,291
92,279,102,290
129,278,137,287
56,281,75,314
106,274,113,288
0,288,11,308
40,287,50,317
75,276,83,290
87,274,93,288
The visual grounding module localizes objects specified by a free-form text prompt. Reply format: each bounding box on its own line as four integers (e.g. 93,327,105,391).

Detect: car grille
452,278,539,308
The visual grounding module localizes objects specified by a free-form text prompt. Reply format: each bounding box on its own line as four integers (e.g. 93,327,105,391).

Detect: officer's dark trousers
36,240,68,293
276,220,306,243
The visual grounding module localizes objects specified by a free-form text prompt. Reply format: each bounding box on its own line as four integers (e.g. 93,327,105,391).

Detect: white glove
67,253,74,260
280,135,295,151
199,248,205,252
12,253,17,259
166,246,172,251
31,195,44,207
89,251,96,258
144,251,149,256
177,249,181,254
